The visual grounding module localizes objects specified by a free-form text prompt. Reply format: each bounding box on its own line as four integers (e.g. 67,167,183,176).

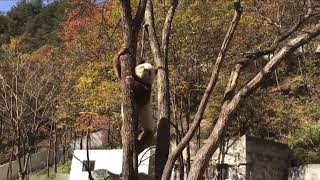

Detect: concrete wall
246,136,289,180
210,136,247,180
0,130,115,180
316,44,320,54
72,131,108,150
212,136,247,165
288,164,320,180
0,150,63,180
195,135,289,180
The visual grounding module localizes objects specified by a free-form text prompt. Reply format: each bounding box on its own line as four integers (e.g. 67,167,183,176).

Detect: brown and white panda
113,46,157,153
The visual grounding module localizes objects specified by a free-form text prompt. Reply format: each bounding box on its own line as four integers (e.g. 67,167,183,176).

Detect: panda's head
135,63,157,84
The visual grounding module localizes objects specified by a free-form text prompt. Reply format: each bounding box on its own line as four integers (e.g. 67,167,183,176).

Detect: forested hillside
0,0,319,179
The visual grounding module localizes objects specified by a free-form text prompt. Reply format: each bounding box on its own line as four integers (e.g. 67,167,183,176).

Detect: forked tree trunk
144,0,178,178
187,23,320,180
161,4,242,179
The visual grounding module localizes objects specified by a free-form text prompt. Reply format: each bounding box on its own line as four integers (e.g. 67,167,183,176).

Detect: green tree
5,0,66,51
289,124,320,164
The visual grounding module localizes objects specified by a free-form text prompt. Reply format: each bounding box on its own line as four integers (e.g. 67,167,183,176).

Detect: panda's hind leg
137,129,153,154
136,104,154,154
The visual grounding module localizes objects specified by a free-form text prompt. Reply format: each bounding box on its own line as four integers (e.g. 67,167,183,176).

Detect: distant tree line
0,0,66,52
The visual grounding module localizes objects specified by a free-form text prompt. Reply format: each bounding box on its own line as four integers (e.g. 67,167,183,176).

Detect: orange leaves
74,112,117,131
60,0,111,44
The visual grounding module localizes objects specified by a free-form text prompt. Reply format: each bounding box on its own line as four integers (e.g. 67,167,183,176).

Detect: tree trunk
7,133,16,180
118,1,148,179
185,102,191,176
17,129,26,180
54,123,57,173
119,19,139,180
86,130,94,180
47,126,52,177
63,134,67,163
154,61,171,179
80,131,83,150
144,1,178,178
73,132,76,150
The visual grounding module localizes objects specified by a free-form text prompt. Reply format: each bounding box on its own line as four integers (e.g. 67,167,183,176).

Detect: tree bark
86,130,94,180
54,122,57,173
185,96,191,176
47,124,53,177
7,133,16,180
187,23,320,180
119,0,138,177
161,4,242,180
80,131,83,150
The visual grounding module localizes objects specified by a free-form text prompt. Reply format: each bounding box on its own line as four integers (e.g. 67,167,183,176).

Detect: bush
288,124,320,164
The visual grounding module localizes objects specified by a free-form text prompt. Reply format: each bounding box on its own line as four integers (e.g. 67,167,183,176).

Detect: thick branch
134,0,148,26
145,0,162,63
119,1,133,47
161,0,179,61
161,5,242,180
187,22,320,180
132,0,148,52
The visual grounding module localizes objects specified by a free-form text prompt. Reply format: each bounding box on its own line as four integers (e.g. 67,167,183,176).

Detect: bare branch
242,2,317,61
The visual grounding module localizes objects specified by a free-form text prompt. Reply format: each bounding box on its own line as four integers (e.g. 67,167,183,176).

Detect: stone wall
210,136,247,180
72,131,105,149
0,149,63,180
246,136,289,180
194,135,289,180
288,164,320,180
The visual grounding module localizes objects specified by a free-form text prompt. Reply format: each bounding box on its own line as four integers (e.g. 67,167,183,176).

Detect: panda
113,46,157,153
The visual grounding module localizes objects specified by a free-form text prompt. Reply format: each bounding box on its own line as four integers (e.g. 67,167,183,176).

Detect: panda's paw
125,76,134,84
119,45,129,55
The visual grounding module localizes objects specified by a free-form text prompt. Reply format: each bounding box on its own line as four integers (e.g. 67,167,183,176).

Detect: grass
29,159,71,180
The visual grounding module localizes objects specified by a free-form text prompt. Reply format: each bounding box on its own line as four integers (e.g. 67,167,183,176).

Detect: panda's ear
139,60,145,64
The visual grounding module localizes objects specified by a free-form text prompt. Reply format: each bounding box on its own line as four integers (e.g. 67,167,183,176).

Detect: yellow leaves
29,45,55,63
8,37,21,49
1,36,23,52
75,79,121,114
240,12,260,27
69,62,121,115
75,63,100,89
77,76,94,89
